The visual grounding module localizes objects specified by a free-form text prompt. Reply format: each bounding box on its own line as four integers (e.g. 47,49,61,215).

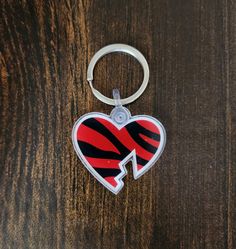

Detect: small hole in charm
110,89,131,125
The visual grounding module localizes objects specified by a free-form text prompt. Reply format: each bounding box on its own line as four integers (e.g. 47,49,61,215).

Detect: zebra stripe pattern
73,114,165,193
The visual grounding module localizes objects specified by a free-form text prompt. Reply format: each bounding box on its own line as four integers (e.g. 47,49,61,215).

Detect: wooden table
0,1,235,248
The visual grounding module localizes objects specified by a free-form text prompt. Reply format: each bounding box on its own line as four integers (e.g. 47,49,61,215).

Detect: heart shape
72,113,166,194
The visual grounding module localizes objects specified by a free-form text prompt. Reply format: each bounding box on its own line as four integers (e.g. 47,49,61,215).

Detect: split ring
87,44,150,106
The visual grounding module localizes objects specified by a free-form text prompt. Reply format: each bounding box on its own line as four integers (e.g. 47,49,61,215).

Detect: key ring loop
87,44,150,106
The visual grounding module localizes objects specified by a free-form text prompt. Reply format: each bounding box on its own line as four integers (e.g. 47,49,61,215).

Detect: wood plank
0,0,235,248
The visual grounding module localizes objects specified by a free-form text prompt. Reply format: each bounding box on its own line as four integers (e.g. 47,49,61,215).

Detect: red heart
72,113,166,194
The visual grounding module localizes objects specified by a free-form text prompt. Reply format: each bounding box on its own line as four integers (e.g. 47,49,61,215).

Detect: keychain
72,44,166,194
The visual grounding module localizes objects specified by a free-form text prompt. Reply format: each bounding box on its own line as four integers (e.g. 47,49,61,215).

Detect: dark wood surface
0,1,235,248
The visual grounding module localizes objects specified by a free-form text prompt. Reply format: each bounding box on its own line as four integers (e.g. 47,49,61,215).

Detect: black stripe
126,122,159,154
78,140,122,160
94,168,121,178
127,121,160,140
81,118,149,166
78,140,148,166
83,118,129,156
136,157,148,166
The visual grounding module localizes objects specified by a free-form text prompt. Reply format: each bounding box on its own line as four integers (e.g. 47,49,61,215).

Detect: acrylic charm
72,44,166,194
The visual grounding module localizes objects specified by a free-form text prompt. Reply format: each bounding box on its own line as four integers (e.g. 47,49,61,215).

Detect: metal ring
87,44,150,106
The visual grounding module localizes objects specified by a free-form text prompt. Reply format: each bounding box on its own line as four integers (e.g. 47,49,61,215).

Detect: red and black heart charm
72,113,166,194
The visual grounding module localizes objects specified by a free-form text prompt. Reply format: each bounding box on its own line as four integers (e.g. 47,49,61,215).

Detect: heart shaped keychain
72,44,166,194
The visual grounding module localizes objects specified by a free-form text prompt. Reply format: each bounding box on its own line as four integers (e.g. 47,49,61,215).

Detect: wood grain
0,0,235,248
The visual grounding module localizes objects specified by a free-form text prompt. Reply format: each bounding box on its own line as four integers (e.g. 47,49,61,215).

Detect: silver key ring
87,44,150,106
